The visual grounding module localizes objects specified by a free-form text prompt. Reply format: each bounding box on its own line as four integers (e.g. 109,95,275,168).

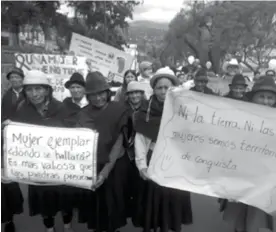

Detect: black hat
194,68,208,81
229,74,247,87
247,76,276,100
65,72,85,89
85,71,110,94
6,67,24,80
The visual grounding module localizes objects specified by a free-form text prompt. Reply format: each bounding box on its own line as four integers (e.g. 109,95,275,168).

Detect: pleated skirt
112,154,140,222
28,185,61,217
28,184,78,217
77,164,127,232
133,179,193,232
1,182,24,223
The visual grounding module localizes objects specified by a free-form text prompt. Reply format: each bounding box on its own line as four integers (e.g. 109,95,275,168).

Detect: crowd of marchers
1,56,276,232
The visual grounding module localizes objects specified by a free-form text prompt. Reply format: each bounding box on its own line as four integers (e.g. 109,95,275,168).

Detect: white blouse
134,132,156,171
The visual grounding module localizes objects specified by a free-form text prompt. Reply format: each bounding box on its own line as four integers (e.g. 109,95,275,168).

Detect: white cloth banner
69,33,134,83
3,122,98,189
15,53,88,101
148,88,276,215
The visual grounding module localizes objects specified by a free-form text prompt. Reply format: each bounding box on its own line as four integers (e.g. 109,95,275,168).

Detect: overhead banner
3,122,98,190
148,88,276,215
69,33,134,83
15,53,89,101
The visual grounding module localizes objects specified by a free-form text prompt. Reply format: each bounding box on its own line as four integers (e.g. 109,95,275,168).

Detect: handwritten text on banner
148,88,276,215
69,33,133,83
15,53,88,101
4,122,98,189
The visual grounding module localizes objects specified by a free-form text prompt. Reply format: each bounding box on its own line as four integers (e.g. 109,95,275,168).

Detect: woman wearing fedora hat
76,71,129,232
247,76,276,108
132,67,193,232
190,68,215,95
222,76,275,232
224,74,249,101
218,74,249,218
3,70,75,232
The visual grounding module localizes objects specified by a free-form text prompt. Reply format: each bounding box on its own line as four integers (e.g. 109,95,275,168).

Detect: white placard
69,33,134,83
4,122,98,190
148,88,276,215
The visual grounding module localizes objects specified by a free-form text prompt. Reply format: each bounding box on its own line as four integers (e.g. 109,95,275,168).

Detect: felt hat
23,70,51,87
150,67,180,88
85,71,110,94
247,76,276,99
194,68,208,81
6,67,24,80
65,72,85,89
126,81,145,93
229,74,247,87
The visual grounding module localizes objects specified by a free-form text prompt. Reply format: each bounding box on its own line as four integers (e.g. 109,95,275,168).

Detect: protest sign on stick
148,88,276,215
15,53,89,101
69,33,134,83
3,122,98,190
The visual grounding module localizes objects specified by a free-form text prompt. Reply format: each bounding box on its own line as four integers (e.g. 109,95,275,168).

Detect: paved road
2,184,274,232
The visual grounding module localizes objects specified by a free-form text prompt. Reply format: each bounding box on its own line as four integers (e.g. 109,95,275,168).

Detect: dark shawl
133,95,164,142
61,97,82,127
77,101,128,164
122,100,146,159
1,88,25,122
11,98,64,127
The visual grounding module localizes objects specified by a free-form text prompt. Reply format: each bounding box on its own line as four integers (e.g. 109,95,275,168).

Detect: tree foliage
164,1,276,70
2,1,139,50
68,1,138,49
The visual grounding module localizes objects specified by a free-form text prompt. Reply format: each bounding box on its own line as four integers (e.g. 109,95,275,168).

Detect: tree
68,1,139,49
1,1,38,46
215,1,276,70
2,1,139,51
30,1,64,51
2,1,68,51
165,1,276,71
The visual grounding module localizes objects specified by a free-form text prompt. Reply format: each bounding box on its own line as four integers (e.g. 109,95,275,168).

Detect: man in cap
1,67,25,121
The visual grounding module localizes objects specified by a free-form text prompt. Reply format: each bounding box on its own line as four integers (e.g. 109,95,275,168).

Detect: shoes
4,222,15,232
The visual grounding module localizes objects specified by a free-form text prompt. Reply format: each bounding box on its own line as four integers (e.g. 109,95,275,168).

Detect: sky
132,0,184,22
58,0,184,23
